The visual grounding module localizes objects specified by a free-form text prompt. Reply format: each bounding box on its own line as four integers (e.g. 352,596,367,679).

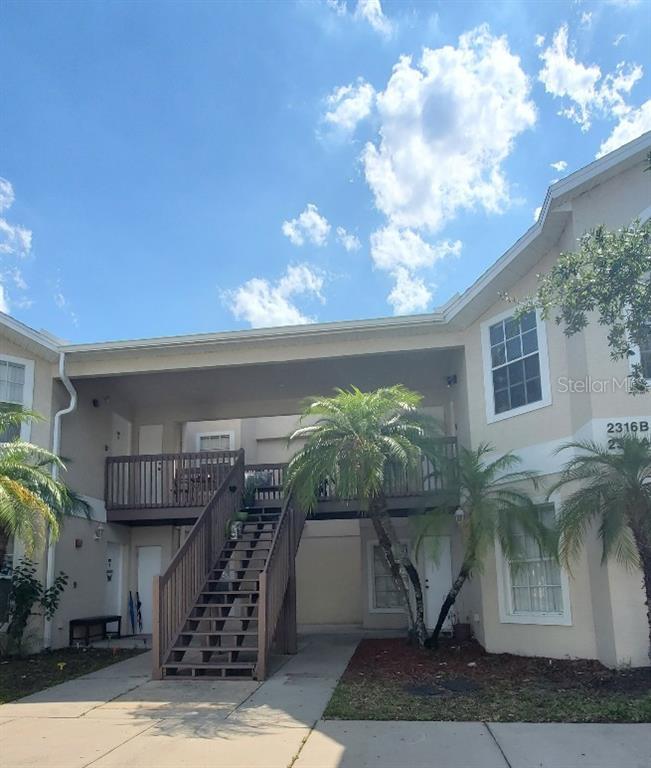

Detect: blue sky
1,0,649,343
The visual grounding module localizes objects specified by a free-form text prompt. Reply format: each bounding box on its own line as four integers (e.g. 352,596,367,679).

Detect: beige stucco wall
297,519,362,627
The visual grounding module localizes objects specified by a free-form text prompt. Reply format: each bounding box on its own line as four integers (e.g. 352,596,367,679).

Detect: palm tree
0,405,87,564
425,443,555,646
548,436,651,659
286,385,445,647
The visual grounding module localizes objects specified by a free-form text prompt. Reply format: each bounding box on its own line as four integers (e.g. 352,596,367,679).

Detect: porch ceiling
73,347,462,419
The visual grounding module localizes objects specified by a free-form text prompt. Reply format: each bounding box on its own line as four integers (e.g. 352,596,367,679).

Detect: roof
2,130,650,362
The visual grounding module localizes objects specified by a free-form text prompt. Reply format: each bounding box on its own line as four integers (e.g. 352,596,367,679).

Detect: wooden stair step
193,603,259,609
179,630,258,636
200,590,259,596
163,661,256,670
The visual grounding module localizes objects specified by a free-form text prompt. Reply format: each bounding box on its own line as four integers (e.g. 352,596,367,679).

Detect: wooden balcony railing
245,437,458,507
151,451,245,679
105,450,241,510
256,494,307,680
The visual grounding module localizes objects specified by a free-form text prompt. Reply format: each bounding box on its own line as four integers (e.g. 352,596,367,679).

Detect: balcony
105,438,457,523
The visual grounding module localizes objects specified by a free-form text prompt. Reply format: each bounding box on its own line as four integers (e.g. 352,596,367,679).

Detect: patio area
0,633,649,768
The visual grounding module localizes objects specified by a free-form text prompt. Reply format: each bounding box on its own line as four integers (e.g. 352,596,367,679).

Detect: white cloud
370,226,461,272
0,178,15,213
336,226,361,252
605,0,641,6
325,0,347,16
597,99,651,156
533,205,542,223
580,11,593,28
225,264,325,328
354,0,392,37
324,78,375,134
387,267,432,314
0,177,33,313
370,226,461,314
282,203,331,246
613,34,627,47
550,160,567,172
362,25,536,233
534,34,545,48
538,25,643,131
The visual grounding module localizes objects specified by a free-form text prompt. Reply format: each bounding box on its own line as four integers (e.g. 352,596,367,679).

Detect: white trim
0,353,35,441
366,539,410,614
638,204,651,224
495,503,572,627
481,307,552,424
196,430,235,451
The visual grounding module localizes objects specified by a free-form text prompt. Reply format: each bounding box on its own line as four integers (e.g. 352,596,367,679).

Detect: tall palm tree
425,443,555,646
548,436,651,659
286,385,445,647
0,406,87,564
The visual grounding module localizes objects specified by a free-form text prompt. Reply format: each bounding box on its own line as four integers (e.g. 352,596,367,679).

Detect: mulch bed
0,647,145,704
324,638,651,722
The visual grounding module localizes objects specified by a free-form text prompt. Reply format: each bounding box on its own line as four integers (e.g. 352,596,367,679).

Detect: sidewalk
0,635,649,768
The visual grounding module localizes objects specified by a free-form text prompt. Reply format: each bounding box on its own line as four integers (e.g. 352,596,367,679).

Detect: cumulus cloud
387,267,432,314
336,226,362,252
613,34,626,47
580,11,593,28
354,0,392,37
0,177,33,313
597,99,651,156
533,205,542,223
362,25,536,233
282,203,331,246
225,264,325,328
324,78,375,134
534,34,545,48
550,160,568,172
370,227,461,315
538,25,643,131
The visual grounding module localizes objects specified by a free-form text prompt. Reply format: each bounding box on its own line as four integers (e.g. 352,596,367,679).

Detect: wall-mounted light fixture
94,523,105,541
454,507,465,524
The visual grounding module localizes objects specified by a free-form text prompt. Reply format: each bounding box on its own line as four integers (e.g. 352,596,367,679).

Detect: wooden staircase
152,452,307,681
161,510,279,679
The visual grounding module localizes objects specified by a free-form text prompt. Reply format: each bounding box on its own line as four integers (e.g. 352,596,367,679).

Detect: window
197,432,234,452
369,542,408,612
497,505,571,626
638,333,651,380
0,356,33,442
481,309,551,423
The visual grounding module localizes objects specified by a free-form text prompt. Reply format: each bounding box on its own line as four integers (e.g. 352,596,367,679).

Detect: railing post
257,572,267,681
285,504,298,655
151,575,162,680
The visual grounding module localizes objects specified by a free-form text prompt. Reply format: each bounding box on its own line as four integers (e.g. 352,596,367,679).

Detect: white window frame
495,503,572,626
481,307,552,424
0,354,35,442
366,539,410,614
195,430,235,452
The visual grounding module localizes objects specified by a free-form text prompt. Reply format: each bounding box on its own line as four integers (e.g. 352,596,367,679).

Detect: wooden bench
69,615,122,646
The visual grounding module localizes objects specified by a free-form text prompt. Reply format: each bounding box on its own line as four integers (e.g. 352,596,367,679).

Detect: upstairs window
197,432,234,452
482,309,551,423
0,358,31,442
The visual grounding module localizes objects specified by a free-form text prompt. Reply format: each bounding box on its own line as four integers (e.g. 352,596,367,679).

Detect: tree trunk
427,560,471,648
630,524,651,662
368,496,428,647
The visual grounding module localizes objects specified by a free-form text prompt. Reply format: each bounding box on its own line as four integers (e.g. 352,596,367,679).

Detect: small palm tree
548,436,651,658
425,443,555,646
286,385,445,647
0,406,87,564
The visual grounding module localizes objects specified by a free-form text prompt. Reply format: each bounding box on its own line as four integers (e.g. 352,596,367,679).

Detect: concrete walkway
1,634,649,768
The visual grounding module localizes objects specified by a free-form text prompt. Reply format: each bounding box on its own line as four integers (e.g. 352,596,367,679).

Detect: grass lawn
0,647,145,704
324,638,651,723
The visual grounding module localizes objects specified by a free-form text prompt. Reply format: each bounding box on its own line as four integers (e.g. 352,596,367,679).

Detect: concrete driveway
1,634,649,768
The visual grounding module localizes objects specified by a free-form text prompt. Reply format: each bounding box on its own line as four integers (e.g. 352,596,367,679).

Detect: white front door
136,545,162,634
421,536,453,632
105,542,123,617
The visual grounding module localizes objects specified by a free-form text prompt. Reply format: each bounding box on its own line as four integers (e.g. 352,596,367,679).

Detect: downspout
43,351,78,648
